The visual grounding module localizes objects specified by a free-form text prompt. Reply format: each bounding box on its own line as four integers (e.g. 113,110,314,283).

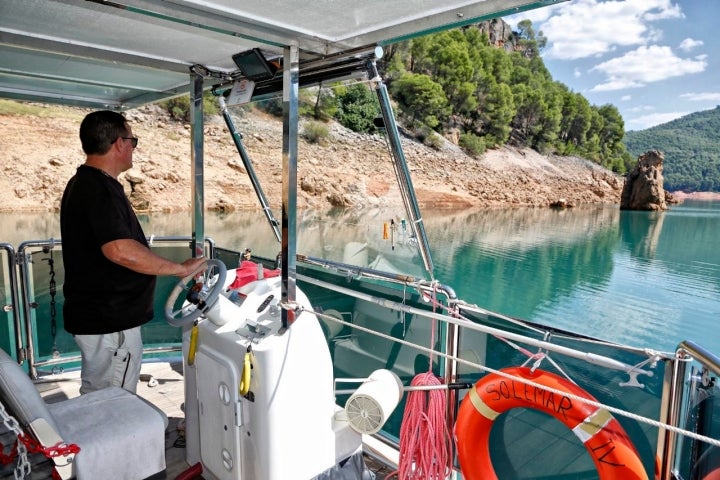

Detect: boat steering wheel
164,258,227,328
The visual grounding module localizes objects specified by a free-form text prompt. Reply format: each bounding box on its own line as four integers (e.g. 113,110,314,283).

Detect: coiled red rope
392,372,453,479
389,286,453,479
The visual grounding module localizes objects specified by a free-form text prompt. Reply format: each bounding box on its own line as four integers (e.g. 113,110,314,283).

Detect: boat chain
0,400,31,479
41,246,60,361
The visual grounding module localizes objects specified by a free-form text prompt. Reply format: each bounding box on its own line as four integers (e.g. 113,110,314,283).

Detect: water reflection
0,213,61,246
425,206,621,318
1,201,718,352
620,210,666,259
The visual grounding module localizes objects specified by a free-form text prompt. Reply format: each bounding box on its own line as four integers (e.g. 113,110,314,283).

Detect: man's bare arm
101,239,206,277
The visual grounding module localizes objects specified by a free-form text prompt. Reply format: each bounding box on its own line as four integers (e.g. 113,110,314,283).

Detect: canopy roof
0,0,566,110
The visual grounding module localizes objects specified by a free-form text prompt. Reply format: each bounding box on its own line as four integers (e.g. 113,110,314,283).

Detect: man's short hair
79,110,128,155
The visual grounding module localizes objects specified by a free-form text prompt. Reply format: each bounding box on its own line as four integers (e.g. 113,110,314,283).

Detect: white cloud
621,95,632,101
642,1,684,21
628,105,655,113
626,110,689,131
504,3,559,26
590,45,706,91
573,68,582,78
678,38,704,51
508,0,685,60
679,92,720,102
592,79,644,91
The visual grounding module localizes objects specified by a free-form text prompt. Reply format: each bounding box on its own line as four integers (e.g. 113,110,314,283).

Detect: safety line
309,307,720,450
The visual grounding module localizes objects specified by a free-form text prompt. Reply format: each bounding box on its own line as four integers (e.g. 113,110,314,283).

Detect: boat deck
1,360,394,479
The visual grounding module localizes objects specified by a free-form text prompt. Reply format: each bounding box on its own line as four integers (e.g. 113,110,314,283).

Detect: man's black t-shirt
60,165,156,335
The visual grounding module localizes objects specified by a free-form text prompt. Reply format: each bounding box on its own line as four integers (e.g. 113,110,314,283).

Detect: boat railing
298,254,454,297
657,341,720,480
679,341,720,377
6,236,215,378
296,264,720,479
0,243,22,364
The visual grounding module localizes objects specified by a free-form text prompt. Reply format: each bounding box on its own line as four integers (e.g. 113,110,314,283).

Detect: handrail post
1,244,23,363
656,348,691,480
17,244,39,378
442,302,460,452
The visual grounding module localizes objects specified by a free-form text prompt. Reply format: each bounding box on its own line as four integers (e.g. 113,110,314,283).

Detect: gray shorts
73,326,143,395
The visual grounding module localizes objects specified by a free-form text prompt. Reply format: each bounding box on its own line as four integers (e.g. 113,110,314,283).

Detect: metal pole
1,244,24,363
443,310,460,445
16,243,38,377
190,70,205,259
217,96,281,242
185,70,205,466
280,42,299,331
367,58,435,279
656,348,690,480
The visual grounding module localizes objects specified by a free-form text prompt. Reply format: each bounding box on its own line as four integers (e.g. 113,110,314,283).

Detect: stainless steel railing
657,340,720,480
11,236,214,378
0,243,23,362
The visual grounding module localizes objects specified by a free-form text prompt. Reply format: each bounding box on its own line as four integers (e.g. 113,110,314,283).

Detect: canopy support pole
184,68,206,467
190,70,205,258
218,95,281,242
366,58,435,279
280,42,299,332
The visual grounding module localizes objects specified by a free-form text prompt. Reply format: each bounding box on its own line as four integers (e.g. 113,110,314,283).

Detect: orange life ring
704,469,720,480
455,367,648,480
694,446,720,480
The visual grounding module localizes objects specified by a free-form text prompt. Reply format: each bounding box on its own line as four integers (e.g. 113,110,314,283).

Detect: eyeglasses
113,136,138,148
122,136,138,148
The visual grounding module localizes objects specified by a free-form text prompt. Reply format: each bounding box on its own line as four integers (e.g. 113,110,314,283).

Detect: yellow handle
188,323,199,366
239,351,252,396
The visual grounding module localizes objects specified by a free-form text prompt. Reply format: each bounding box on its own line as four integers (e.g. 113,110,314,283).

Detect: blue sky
504,0,720,131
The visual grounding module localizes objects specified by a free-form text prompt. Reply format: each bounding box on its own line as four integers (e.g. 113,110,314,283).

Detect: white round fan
345,369,403,434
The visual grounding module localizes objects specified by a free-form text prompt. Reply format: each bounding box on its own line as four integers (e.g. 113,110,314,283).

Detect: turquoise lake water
2,200,718,355
425,201,720,354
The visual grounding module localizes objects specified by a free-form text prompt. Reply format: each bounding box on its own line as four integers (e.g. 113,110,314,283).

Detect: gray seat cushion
48,387,168,479
0,348,168,479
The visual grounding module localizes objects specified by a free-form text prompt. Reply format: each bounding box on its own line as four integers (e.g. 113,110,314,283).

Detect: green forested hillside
623,106,720,192
377,22,634,173
168,20,639,176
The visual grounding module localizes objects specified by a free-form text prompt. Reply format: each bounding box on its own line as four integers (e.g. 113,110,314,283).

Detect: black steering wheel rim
164,258,227,328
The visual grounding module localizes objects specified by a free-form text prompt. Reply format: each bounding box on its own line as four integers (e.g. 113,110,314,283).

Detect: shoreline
670,191,720,201
2,102,717,213
2,192,719,214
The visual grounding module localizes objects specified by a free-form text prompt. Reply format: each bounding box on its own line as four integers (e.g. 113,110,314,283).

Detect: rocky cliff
620,150,671,211
0,103,624,213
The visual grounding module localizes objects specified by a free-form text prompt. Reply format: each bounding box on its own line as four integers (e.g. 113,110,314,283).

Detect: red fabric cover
228,261,280,290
